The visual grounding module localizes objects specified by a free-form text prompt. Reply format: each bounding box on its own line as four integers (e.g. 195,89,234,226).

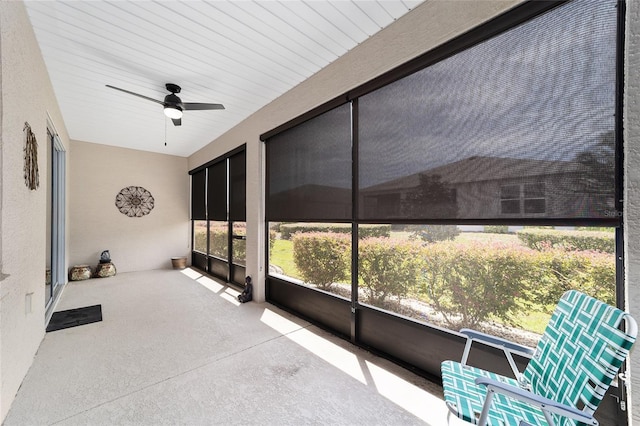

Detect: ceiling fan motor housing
164,93,183,109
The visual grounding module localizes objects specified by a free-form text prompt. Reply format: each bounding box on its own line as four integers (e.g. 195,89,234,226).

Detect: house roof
362,156,586,192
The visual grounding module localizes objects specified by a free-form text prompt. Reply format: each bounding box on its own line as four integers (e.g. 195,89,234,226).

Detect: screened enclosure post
617,211,625,310
205,170,210,274
615,0,625,309
351,224,358,343
615,4,629,420
616,225,630,424
615,0,625,233
264,141,271,299
227,220,233,282
351,99,359,343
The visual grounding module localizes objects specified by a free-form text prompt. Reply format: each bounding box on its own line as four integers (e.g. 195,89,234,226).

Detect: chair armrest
476,376,598,426
460,329,534,356
459,328,534,382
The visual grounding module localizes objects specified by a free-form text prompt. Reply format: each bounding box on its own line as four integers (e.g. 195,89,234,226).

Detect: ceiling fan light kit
106,83,224,127
163,105,183,119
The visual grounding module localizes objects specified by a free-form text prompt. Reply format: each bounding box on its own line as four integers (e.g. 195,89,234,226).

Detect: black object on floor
46,305,102,332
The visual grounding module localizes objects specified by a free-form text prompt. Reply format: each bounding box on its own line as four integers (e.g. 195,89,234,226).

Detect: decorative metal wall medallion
115,186,154,217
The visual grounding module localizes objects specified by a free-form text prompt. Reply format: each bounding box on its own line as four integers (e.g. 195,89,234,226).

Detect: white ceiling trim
24,0,423,156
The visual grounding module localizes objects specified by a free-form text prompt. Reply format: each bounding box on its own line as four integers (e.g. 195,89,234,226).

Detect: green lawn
518,310,552,335
269,239,300,278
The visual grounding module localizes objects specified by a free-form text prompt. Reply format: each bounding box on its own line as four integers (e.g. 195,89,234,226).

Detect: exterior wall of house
0,1,71,421
68,140,189,273
625,0,640,422
187,0,522,303
454,175,596,219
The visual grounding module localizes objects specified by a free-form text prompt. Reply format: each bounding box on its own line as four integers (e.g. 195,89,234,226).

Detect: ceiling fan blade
183,102,225,111
171,117,182,126
106,85,164,105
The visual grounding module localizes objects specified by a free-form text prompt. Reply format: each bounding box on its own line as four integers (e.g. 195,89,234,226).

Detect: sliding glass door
46,128,66,312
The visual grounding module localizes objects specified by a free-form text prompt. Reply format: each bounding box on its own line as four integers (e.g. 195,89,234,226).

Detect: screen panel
191,169,206,220
229,151,246,221
267,103,352,221
358,0,618,222
207,161,227,221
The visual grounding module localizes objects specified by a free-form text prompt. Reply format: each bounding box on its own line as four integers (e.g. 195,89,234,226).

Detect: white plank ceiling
24,0,423,157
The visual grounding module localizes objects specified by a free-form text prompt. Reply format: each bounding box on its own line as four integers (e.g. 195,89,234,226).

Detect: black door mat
46,304,102,332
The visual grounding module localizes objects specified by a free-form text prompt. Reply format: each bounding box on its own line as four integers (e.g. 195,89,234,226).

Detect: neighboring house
360,156,614,220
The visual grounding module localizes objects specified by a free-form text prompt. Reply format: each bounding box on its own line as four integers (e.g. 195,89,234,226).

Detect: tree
401,173,458,218
407,224,460,244
575,130,615,194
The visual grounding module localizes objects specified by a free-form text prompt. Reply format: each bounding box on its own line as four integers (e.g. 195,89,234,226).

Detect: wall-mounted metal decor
23,122,39,190
115,186,154,217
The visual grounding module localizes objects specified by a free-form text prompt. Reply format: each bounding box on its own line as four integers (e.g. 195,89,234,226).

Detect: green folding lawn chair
441,290,637,426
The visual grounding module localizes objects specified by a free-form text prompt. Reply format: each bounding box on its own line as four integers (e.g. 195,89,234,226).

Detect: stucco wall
187,0,522,303
625,0,640,422
69,140,189,272
0,1,71,421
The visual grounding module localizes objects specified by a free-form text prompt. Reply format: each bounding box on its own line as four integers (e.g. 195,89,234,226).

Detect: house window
524,183,546,214
501,183,546,215
500,185,521,214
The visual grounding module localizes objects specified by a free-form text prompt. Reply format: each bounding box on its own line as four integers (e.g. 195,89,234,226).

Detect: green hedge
287,232,615,331
484,225,510,234
420,241,614,329
193,225,230,258
194,223,275,264
292,232,350,290
281,223,390,240
406,224,460,243
194,229,207,253
359,225,392,239
516,229,614,253
209,226,229,258
420,242,536,329
527,248,615,308
359,238,423,306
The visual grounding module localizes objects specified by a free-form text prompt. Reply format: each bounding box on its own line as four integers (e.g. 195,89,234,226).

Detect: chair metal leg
542,408,557,426
478,389,495,426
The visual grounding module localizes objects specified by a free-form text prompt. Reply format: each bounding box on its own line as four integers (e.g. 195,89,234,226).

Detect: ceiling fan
106,83,224,126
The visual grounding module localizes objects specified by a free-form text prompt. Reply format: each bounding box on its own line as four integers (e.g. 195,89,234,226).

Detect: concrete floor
4,268,462,426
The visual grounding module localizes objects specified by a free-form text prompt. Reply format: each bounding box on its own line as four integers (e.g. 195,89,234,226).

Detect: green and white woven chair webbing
440,290,636,426
524,291,636,417
441,361,549,426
